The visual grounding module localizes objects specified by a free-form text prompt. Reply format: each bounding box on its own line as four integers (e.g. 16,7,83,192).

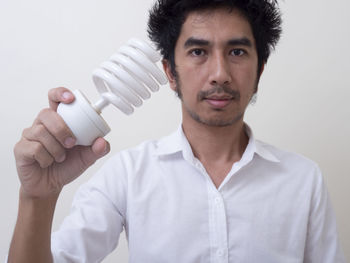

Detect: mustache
198,85,241,100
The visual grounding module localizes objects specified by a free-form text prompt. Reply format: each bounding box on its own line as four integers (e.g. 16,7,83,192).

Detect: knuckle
48,87,56,94
22,127,30,138
53,118,66,131
48,87,60,96
41,156,54,169
13,140,23,157
53,146,65,160
52,121,70,139
32,124,46,138
32,142,53,168
32,141,44,155
37,109,70,139
38,108,52,118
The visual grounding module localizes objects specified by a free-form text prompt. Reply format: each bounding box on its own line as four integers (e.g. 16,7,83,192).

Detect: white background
0,0,349,262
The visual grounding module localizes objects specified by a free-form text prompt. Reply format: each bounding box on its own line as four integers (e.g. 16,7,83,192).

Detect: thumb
78,138,110,169
56,138,110,187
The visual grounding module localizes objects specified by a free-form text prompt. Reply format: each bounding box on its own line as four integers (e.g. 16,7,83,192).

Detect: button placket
217,249,225,257
207,187,229,263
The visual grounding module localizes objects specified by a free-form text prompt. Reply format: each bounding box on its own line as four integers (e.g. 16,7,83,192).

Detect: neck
182,117,249,165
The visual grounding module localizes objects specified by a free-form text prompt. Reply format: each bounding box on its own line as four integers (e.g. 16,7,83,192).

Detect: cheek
232,63,258,88
177,65,207,90
179,62,205,78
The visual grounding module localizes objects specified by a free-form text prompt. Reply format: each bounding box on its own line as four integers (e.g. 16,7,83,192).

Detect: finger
15,139,54,169
22,124,67,163
48,87,75,111
34,108,76,148
92,137,110,158
79,138,110,168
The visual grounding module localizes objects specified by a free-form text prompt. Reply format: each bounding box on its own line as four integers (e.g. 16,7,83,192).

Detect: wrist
19,186,61,201
19,187,60,213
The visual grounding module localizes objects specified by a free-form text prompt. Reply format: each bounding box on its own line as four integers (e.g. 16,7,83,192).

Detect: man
8,0,345,262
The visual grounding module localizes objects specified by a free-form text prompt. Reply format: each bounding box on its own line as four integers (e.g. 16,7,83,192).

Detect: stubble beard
174,78,258,128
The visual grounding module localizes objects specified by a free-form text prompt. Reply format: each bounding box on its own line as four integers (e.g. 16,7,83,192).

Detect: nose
208,52,232,86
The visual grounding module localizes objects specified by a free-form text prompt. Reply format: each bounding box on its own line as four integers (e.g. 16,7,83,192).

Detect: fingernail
64,137,76,148
103,143,110,155
62,91,73,101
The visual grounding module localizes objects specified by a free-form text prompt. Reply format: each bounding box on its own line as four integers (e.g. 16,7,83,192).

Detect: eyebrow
184,37,210,48
227,37,252,47
184,37,253,48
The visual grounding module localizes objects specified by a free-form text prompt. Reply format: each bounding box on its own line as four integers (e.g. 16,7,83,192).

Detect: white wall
0,0,349,262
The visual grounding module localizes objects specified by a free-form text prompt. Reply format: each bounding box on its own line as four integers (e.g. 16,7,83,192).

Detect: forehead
178,7,255,46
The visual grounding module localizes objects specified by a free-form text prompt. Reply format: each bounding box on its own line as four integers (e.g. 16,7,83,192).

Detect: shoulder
255,140,327,202
255,139,324,189
257,139,320,171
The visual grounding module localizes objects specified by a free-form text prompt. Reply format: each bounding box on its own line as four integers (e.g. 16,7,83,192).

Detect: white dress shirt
51,125,345,263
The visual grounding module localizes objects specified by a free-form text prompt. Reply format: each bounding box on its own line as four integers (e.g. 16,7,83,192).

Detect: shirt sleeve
304,166,346,263
51,154,128,263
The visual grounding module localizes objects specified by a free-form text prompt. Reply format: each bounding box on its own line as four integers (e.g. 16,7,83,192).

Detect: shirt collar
244,125,280,163
155,125,190,156
155,124,280,163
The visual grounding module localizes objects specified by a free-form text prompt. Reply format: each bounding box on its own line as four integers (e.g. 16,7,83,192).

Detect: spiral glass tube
91,38,167,115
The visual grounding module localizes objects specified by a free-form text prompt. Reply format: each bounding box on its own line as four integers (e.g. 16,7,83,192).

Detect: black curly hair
148,0,282,77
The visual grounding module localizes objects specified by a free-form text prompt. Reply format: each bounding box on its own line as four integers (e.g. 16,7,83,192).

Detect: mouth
198,85,240,109
204,95,234,108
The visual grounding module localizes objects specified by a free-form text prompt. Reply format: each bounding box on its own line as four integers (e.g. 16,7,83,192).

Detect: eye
231,49,245,56
190,49,206,57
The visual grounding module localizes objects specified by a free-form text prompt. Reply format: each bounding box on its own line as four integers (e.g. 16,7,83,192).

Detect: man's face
164,7,261,127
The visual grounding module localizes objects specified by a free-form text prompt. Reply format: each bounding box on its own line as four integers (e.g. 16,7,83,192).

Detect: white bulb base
57,90,111,146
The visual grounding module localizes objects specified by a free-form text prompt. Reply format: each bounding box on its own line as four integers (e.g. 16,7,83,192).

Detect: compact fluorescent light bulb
57,38,168,146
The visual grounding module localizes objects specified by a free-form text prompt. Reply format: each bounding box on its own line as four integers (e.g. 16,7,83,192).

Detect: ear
255,62,265,93
162,59,177,91
259,62,265,77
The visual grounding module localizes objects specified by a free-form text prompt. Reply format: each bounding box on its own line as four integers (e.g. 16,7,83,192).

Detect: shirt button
217,249,224,257
215,197,221,204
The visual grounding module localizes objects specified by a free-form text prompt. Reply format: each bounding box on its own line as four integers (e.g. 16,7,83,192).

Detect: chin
193,115,244,127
